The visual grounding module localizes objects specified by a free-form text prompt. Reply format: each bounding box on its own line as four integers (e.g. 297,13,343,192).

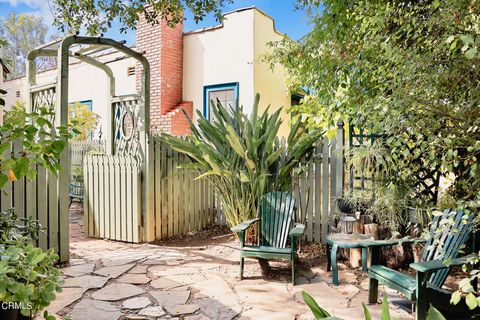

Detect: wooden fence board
322,137,330,243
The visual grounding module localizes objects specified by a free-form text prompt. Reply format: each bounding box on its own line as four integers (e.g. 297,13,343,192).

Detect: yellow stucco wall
253,9,292,137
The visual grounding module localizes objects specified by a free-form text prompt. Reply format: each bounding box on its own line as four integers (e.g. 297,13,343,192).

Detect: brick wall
136,14,192,136
171,102,193,136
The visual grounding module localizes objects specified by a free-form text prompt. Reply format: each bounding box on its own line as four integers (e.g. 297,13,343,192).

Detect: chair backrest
259,192,296,248
422,208,474,288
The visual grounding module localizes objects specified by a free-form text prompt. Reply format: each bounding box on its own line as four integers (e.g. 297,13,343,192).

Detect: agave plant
160,93,322,227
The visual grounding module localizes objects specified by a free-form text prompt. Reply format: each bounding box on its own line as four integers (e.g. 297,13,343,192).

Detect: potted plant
337,189,373,215
0,211,63,320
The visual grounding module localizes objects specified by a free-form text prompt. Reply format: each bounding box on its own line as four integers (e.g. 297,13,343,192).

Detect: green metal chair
231,192,305,285
364,208,474,320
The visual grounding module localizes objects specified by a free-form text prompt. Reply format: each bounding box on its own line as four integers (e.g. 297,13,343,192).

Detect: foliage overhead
272,0,480,308
0,13,57,77
161,94,322,227
52,0,233,35
270,0,480,202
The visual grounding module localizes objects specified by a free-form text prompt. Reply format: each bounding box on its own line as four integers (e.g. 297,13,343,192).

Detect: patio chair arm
410,255,474,273
361,238,426,248
231,218,260,234
289,223,305,238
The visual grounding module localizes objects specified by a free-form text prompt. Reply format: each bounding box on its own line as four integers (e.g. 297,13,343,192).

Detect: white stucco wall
2,51,137,142
183,8,255,119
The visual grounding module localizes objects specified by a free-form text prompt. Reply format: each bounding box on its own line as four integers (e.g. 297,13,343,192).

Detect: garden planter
407,206,433,226
337,198,354,213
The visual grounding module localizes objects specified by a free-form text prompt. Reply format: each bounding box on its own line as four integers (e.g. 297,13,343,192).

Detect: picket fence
83,137,216,242
0,139,69,261
69,140,106,166
293,123,345,244
147,137,216,240
83,155,142,242
3,128,344,252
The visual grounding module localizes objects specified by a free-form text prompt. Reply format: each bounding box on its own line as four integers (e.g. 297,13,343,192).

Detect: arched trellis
25,35,151,261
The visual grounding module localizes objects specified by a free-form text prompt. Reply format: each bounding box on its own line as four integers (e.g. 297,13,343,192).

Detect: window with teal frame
203,82,239,121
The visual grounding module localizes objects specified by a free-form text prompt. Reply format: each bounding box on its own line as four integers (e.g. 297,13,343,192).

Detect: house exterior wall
2,51,137,143
2,7,293,138
183,8,255,120
253,9,291,137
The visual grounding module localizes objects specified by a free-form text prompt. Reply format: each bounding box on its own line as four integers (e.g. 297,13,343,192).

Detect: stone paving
45,205,414,320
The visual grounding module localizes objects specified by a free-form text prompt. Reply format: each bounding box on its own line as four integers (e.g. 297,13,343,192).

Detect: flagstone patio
46,205,413,320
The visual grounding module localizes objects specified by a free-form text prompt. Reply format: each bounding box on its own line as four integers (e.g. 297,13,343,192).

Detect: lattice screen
32,87,56,121
113,98,141,158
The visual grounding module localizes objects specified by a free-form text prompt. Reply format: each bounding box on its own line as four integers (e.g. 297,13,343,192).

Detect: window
15,91,20,98
203,82,239,121
127,66,135,76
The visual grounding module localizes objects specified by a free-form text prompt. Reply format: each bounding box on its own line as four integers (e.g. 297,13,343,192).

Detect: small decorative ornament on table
340,214,357,234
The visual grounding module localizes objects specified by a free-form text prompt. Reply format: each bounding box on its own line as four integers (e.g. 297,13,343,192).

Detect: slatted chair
364,209,475,320
231,192,305,285
68,180,84,207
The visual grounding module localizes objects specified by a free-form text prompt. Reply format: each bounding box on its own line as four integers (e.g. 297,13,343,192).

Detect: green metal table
326,233,373,285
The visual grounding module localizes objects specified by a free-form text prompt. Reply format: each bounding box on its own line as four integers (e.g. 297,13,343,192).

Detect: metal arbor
26,36,150,262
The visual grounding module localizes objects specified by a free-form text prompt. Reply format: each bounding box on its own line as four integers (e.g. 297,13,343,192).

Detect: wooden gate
84,155,141,242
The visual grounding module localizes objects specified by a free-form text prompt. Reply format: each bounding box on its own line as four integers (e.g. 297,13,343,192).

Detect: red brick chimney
136,14,192,135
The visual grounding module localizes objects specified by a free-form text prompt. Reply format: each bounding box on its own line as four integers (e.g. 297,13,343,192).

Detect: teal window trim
80,99,93,111
203,82,239,120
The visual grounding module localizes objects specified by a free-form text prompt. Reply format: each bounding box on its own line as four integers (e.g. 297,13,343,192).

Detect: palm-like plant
160,93,322,227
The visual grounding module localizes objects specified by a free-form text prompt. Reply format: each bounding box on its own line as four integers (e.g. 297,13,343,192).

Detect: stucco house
2,7,296,139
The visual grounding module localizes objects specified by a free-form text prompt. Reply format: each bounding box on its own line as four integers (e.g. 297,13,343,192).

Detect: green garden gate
1,36,151,262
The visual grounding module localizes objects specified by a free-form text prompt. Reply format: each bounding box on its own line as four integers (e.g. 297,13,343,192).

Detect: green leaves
0,227,63,317
272,0,480,206
302,291,332,319
427,305,447,320
361,303,371,320
380,294,390,320
0,105,72,188
465,293,478,310
52,0,233,35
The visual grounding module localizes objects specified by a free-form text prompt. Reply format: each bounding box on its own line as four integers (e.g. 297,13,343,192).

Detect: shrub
161,94,322,227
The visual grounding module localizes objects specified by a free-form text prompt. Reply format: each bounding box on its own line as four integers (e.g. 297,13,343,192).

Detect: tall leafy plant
302,290,446,320
161,94,322,227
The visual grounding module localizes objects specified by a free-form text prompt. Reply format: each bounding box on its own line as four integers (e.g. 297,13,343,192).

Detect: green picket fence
84,137,216,243
293,123,345,244
0,138,69,262
84,155,142,242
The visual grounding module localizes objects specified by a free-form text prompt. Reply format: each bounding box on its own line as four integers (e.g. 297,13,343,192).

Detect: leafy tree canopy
0,13,56,78
270,0,480,201
52,0,233,35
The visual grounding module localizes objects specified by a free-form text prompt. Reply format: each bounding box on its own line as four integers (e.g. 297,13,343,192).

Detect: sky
0,0,313,45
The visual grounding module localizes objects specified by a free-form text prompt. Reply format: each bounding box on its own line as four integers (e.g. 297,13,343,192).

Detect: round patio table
326,233,373,285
